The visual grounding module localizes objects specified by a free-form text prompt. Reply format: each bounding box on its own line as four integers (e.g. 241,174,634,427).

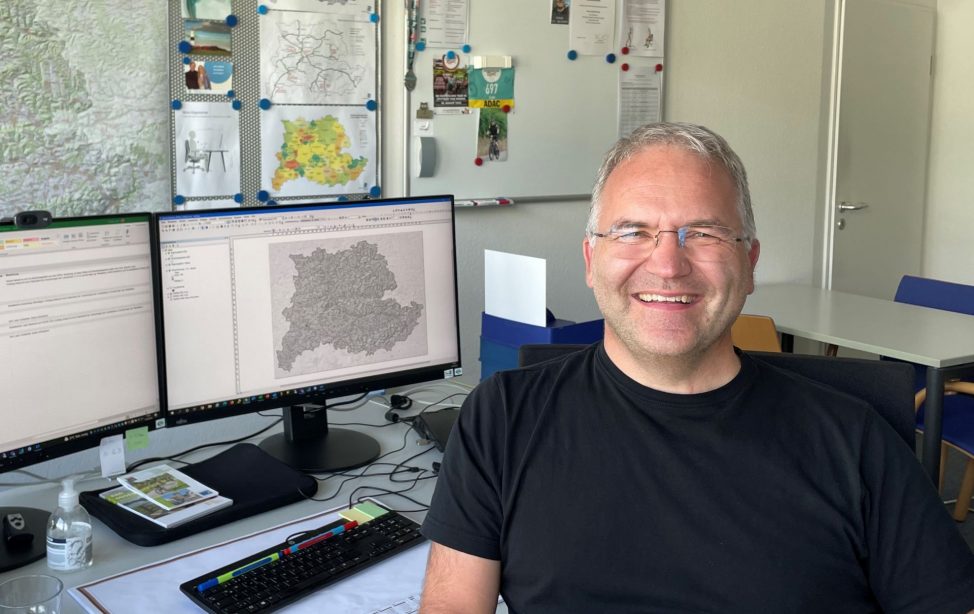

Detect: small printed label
46,534,92,570
443,368,454,379
454,367,463,376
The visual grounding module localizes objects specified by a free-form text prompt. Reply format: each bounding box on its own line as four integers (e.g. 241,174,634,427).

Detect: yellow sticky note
125,427,150,451
339,507,373,524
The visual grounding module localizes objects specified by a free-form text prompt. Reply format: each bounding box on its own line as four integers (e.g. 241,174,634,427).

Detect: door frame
820,0,846,290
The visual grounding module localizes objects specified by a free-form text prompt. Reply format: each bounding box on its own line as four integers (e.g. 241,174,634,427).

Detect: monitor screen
155,196,461,471
0,214,162,474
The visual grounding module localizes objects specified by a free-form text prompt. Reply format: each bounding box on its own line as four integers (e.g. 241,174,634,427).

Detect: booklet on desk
100,487,233,529
116,464,218,510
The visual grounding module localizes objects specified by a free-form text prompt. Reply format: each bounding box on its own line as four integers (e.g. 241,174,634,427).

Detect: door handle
838,201,869,212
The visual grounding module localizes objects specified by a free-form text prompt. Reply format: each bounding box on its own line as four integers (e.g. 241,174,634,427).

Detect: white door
828,0,935,299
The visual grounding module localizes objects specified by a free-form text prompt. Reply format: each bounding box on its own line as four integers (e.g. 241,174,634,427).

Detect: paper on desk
484,250,546,326
69,504,431,613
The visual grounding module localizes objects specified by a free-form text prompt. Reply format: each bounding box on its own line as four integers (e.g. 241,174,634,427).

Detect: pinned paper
100,435,126,478
484,250,546,326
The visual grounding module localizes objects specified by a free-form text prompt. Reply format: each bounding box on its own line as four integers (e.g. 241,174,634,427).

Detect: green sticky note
339,507,373,524
354,501,389,519
125,427,149,451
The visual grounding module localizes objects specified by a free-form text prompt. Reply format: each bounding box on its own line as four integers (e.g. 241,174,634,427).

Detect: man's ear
746,238,761,294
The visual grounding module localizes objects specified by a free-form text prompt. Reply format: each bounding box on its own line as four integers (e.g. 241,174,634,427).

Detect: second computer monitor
155,196,461,472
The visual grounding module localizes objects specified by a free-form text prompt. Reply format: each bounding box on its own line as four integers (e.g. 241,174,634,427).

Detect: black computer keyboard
180,502,425,614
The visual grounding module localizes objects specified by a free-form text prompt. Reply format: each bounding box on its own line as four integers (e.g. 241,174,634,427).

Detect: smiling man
420,123,974,613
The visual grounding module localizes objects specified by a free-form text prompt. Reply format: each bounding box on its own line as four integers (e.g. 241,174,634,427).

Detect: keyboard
180,502,426,614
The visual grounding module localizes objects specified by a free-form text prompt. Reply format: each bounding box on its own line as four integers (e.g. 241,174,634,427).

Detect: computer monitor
155,196,461,473
0,213,162,571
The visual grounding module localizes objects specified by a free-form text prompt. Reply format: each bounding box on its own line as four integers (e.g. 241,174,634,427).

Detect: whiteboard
407,2,648,201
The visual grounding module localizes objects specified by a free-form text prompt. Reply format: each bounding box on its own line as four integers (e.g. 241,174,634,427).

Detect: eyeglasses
588,224,748,262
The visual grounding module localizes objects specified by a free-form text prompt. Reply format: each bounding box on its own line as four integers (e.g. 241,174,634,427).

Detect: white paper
569,0,616,56
620,0,665,57
420,0,469,48
99,435,126,478
174,102,241,198
618,64,661,138
260,8,376,104
70,505,431,614
484,250,547,327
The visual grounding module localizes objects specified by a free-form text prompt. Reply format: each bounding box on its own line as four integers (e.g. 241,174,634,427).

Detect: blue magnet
178,41,192,54
462,44,471,53
173,195,186,205
337,195,349,202
416,41,426,51
567,50,578,60
369,186,381,197
257,5,268,14
365,99,378,111
232,99,242,110
258,190,270,202
605,53,616,64
226,14,238,26
446,50,456,60
234,193,244,203
171,99,182,110
369,13,379,23
226,89,235,99
182,56,191,65
259,98,272,110
268,200,278,206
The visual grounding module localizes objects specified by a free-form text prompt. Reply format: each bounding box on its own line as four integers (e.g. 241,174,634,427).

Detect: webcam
14,210,53,229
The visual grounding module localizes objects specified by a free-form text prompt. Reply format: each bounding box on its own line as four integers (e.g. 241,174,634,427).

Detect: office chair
731,314,782,352
517,344,916,451
894,275,974,519
184,133,206,173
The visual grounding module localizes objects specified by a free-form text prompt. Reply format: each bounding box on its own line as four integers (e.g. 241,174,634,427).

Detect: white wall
922,0,974,284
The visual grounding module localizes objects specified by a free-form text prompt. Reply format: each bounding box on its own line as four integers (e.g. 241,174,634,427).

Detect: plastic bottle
46,478,93,571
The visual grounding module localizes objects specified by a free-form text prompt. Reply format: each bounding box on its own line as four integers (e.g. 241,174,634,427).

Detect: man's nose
643,231,691,277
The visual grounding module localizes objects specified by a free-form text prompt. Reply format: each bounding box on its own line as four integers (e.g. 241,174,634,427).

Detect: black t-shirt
423,343,974,613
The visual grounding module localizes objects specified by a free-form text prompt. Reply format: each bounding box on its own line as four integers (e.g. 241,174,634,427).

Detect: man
551,0,570,25
420,122,974,612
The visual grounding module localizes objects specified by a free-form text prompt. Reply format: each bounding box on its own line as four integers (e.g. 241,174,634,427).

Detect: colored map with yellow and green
272,116,368,190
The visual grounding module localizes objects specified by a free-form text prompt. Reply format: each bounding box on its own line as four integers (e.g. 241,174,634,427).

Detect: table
0,403,464,613
204,149,229,172
745,283,974,480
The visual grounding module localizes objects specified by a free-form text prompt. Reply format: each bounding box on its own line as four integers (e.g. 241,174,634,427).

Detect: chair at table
731,314,782,352
894,274,974,519
517,345,916,450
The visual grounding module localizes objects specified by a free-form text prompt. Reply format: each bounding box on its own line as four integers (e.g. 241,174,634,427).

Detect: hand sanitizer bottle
46,478,93,571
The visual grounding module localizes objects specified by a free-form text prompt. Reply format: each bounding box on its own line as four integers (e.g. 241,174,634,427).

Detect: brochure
100,487,232,528
116,464,218,510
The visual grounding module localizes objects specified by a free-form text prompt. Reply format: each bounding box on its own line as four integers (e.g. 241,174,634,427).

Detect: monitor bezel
0,212,163,474
153,195,463,429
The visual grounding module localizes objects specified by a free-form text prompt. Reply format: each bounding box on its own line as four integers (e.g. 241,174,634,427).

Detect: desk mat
81,443,318,546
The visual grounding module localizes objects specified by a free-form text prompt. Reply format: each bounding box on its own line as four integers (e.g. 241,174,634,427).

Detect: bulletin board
167,0,382,209
406,1,663,202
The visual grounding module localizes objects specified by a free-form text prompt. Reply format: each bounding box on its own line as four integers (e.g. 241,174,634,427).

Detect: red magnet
621,63,630,71
655,63,664,72
621,47,630,55
474,157,484,166
502,104,511,113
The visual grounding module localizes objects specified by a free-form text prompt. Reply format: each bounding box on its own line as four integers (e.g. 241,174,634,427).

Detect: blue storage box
479,312,603,380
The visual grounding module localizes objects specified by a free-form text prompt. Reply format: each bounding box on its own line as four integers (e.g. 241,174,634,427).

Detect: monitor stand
0,507,48,573
259,403,380,473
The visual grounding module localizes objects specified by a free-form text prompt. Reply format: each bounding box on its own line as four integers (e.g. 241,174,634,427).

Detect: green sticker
125,427,149,451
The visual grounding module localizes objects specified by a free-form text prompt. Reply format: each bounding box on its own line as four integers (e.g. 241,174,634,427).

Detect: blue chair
894,275,974,520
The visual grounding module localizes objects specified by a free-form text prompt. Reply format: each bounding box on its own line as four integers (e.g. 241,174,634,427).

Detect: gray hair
586,122,756,246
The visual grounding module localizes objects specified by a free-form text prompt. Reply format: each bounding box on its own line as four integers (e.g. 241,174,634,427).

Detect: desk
0,405,461,614
745,284,974,480
204,149,229,172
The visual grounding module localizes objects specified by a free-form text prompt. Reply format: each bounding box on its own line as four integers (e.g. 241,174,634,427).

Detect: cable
125,417,282,471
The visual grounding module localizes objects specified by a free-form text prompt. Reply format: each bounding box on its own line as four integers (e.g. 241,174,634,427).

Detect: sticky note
125,427,150,451
354,501,389,519
338,507,373,524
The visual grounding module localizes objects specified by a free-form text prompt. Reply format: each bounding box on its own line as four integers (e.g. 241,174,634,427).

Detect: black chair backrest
517,344,916,451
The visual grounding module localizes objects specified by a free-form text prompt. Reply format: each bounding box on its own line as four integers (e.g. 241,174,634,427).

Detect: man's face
555,0,566,9
583,145,759,363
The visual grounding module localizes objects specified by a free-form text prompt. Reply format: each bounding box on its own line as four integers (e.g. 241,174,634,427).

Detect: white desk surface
0,408,450,614
744,284,974,368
